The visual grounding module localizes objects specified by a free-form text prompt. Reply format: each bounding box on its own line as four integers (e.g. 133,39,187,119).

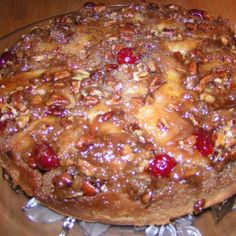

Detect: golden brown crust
1,151,236,225
0,2,236,226
42,168,236,226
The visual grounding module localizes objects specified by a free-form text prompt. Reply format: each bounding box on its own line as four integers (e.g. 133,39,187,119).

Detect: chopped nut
54,70,71,81
145,95,154,104
76,136,95,152
121,144,135,162
46,94,69,106
33,55,45,62
104,20,116,27
147,60,157,72
53,172,73,188
94,5,106,13
89,88,104,97
72,70,90,81
81,181,98,196
138,160,149,172
157,118,170,132
142,190,153,204
220,36,228,46
33,84,51,96
77,158,96,176
100,184,108,192
133,71,149,81
71,81,81,94
31,95,43,105
179,135,196,149
215,131,225,147
170,165,184,182
106,94,122,105
97,111,113,122
166,4,179,11
213,78,222,84
199,74,213,87
149,76,161,93
83,95,99,106
133,12,145,23
107,36,118,42
16,114,30,129
46,105,68,117
188,61,197,75
186,172,203,187
200,93,215,103
60,117,73,129
213,150,231,172
54,82,67,89
138,71,149,78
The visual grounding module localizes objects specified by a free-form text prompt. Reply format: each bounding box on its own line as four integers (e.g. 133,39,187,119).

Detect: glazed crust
1,2,236,226
1,153,236,225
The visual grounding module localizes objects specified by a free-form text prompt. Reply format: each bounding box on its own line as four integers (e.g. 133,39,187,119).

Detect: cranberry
0,120,7,131
0,50,15,69
117,48,138,65
83,2,96,9
193,128,214,157
34,143,60,171
149,154,177,177
188,9,207,20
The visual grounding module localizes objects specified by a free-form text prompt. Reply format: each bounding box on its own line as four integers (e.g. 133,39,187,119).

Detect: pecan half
83,95,99,106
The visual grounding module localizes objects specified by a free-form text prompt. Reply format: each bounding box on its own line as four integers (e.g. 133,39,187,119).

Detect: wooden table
0,1,236,235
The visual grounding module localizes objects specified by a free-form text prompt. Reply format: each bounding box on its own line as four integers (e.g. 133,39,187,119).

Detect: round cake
0,1,236,226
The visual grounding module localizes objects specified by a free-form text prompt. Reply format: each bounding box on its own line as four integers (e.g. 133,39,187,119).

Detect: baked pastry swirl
0,1,236,225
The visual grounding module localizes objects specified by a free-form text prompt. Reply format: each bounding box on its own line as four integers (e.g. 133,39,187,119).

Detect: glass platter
0,5,236,236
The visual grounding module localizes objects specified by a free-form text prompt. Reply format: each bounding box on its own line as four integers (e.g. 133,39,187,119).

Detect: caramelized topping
0,2,235,210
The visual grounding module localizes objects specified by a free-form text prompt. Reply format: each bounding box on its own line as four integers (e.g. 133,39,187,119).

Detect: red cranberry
0,120,7,131
188,9,207,20
34,143,60,171
0,50,15,69
193,128,214,156
83,2,96,8
117,48,138,65
149,154,177,177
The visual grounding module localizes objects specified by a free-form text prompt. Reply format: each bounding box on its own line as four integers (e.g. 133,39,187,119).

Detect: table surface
0,1,236,236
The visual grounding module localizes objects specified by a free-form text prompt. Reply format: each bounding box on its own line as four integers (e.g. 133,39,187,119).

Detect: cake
0,1,236,226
